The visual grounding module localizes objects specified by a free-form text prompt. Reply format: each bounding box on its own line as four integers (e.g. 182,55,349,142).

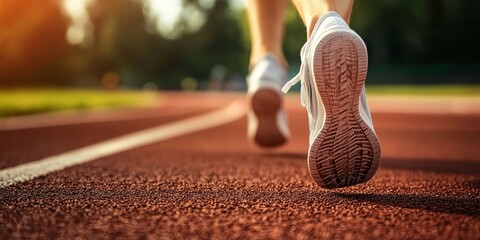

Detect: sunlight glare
63,0,93,46
142,0,246,39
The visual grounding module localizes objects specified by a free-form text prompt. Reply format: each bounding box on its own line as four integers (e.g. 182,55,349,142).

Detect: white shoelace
281,72,300,94
281,48,310,108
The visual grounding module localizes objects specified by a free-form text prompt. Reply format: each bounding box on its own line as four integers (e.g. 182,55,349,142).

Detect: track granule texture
0,95,479,239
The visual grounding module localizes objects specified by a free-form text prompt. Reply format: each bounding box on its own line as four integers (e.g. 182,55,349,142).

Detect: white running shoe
247,54,290,148
282,12,381,188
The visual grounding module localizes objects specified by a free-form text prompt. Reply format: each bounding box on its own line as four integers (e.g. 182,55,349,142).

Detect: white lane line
0,108,198,131
0,100,247,188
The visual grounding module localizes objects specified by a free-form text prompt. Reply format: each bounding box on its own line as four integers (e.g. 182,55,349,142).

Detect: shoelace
281,71,300,94
281,11,341,108
281,46,310,107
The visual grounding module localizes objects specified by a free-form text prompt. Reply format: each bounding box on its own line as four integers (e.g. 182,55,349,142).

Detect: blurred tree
175,0,246,88
238,0,480,84
351,0,480,65
0,0,70,86
85,0,162,88
349,0,480,83
83,0,245,89
1,0,478,88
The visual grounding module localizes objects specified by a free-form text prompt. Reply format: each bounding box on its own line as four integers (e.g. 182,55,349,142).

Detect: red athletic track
1,92,479,239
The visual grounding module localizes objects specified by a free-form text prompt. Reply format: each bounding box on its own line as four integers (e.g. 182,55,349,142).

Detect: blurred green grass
0,85,478,118
366,84,480,96
0,89,157,118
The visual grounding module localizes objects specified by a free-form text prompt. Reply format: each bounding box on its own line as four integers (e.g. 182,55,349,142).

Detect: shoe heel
249,89,287,148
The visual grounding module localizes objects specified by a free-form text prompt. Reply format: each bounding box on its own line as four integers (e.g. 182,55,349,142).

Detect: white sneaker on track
282,12,381,188
247,54,290,148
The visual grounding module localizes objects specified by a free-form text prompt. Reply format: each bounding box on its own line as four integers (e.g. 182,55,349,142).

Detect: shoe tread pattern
309,31,381,189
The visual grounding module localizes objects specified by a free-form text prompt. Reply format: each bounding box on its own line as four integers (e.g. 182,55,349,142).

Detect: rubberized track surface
1,92,479,239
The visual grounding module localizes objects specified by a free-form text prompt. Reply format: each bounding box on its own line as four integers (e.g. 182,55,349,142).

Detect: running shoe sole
249,89,288,148
308,30,381,188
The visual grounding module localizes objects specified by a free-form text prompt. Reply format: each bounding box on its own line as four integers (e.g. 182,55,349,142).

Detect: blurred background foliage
0,0,479,91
